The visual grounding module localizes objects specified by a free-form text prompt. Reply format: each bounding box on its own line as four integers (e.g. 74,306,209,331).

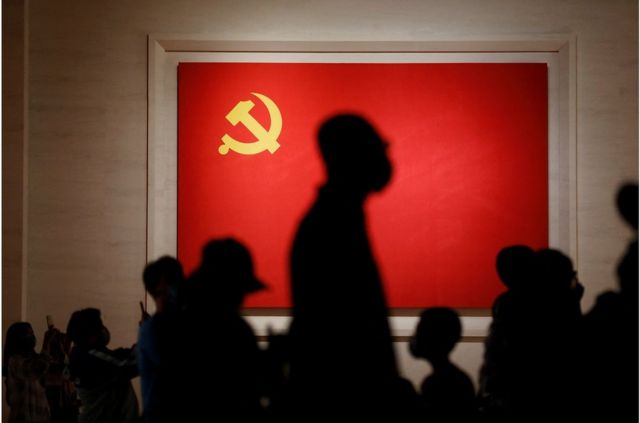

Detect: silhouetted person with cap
181,238,266,421
288,114,398,419
580,183,638,423
410,308,476,423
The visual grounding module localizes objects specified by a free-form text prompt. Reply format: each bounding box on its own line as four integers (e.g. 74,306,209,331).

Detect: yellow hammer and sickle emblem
219,92,282,155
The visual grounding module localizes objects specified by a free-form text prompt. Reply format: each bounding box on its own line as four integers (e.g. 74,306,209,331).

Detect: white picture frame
146,36,577,340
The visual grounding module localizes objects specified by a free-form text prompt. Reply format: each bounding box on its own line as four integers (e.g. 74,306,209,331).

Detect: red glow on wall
178,62,548,308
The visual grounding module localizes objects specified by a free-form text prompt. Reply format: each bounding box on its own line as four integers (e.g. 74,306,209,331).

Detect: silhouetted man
288,115,398,418
184,238,265,421
580,183,638,423
138,256,184,423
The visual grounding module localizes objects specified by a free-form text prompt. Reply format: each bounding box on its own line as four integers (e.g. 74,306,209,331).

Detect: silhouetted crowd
3,116,638,423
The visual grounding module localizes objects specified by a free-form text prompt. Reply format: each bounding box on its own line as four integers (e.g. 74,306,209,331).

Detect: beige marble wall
3,3,27,419
3,0,28,333
3,0,637,405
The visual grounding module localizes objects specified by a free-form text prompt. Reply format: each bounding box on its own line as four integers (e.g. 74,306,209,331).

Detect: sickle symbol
219,92,282,155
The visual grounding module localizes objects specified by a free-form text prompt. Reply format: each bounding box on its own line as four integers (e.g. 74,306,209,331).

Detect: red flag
178,62,548,308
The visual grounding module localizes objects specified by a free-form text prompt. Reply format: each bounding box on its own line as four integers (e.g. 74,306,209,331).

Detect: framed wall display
148,37,576,335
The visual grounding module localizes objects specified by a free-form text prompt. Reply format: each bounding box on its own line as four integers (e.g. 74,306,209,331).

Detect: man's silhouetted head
318,115,392,195
617,183,638,231
535,248,576,293
143,256,184,312
496,245,535,290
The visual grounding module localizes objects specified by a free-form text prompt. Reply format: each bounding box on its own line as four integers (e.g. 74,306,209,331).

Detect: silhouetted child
410,308,475,423
3,322,51,423
66,308,139,423
137,256,184,423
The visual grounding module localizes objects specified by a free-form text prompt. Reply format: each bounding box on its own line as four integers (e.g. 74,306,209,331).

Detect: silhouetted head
616,183,638,231
143,256,184,312
617,240,638,298
496,245,535,290
534,249,576,293
318,115,392,195
410,307,461,363
3,322,36,375
194,238,265,310
67,308,110,349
